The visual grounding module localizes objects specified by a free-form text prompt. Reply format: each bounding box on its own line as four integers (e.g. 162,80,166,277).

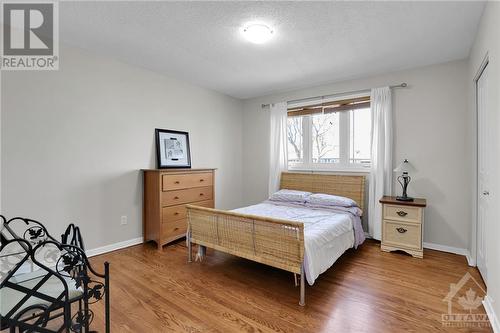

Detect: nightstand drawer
384,204,421,223
383,220,422,250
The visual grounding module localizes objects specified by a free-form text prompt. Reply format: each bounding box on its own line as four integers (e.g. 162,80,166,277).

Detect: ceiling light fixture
241,23,274,44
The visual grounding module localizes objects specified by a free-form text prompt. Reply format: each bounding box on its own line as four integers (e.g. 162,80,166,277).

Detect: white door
477,62,490,283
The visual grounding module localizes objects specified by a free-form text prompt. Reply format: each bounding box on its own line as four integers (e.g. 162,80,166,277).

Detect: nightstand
379,196,427,258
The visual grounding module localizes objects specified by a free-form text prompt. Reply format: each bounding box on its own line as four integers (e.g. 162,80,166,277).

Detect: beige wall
242,60,471,250
1,45,244,250
468,2,500,328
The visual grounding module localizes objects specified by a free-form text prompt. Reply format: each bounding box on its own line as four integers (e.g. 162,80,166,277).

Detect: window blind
287,96,370,117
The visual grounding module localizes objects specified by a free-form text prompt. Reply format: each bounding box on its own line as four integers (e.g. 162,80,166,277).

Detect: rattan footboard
186,205,305,274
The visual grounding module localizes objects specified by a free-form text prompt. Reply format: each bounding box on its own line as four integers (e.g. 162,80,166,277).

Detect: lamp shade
394,159,416,173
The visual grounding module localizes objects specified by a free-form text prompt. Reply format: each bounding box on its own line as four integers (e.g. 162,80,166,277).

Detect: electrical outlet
120,216,128,225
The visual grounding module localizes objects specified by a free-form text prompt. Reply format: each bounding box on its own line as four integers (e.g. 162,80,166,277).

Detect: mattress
233,201,361,285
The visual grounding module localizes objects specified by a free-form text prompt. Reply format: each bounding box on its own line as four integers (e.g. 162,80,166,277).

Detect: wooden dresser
379,196,427,258
143,168,215,249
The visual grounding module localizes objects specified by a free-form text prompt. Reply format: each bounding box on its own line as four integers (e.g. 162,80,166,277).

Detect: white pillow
269,189,311,203
306,193,357,207
306,204,363,217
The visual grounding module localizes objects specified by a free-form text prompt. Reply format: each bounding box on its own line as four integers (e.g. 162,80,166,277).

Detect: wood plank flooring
89,240,493,332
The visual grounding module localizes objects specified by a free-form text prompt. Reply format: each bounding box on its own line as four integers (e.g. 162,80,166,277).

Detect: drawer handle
199,179,204,182
396,227,407,234
199,193,204,196
174,196,179,200
174,212,179,215
174,181,180,184
174,227,179,231
396,211,408,217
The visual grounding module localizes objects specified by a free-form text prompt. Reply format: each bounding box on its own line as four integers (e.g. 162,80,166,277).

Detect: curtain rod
261,83,407,109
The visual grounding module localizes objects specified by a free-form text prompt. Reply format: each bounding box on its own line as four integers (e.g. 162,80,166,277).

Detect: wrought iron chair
0,216,110,332
61,224,86,252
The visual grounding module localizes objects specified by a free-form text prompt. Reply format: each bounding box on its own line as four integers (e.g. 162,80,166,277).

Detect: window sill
288,166,370,174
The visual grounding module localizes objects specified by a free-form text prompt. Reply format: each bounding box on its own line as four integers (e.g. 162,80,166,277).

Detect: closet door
476,62,491,283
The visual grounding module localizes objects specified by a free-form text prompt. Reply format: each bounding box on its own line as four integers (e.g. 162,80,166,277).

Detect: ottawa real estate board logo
442,272,490,328
1,1,59,70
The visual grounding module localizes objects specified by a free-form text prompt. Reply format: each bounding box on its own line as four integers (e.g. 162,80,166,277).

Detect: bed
186,172,366,306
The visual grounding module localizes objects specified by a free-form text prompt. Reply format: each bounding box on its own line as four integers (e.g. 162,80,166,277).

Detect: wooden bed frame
186,172,366,306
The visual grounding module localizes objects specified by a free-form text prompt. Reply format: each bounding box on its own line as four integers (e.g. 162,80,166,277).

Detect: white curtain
368,87,393,240
268,102,288,196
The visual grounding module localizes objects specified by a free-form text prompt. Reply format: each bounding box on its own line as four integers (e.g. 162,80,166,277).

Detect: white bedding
233,201,359,285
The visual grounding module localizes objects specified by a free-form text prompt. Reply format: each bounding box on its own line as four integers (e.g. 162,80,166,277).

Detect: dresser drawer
161,186,213,206
162,200,214,222
383,204,421,223
383,220,422,250
161,218,187,241
162,172,213,191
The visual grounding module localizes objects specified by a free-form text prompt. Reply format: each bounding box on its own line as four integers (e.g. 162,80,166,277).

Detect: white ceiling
60,1,485,99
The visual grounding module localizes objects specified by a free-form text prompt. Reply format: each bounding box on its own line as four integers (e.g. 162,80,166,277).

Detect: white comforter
233,201,359,285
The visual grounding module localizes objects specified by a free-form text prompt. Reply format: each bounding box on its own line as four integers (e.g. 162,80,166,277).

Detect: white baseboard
466,252,476,267
423,242,468,255
484,295,500,333
86,237,143,258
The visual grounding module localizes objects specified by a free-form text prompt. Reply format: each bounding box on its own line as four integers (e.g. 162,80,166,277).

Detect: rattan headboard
280,172,366,211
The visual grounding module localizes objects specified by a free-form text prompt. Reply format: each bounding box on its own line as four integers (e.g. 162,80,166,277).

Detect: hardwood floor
89,239,492,332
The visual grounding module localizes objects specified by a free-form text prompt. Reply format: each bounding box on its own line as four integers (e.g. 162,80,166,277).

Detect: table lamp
394,159,415,202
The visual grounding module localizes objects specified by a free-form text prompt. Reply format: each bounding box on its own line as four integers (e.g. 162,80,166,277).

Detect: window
349,108,371,165
311,112,339,164
287,116,303,163
286,96,371,170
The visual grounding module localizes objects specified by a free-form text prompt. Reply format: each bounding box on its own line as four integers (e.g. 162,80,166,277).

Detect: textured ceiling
59,1,485,99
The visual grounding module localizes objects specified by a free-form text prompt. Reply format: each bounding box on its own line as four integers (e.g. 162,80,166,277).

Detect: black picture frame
155,128,191,169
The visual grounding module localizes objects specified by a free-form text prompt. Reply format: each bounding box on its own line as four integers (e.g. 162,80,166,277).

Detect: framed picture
155,129,191,169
